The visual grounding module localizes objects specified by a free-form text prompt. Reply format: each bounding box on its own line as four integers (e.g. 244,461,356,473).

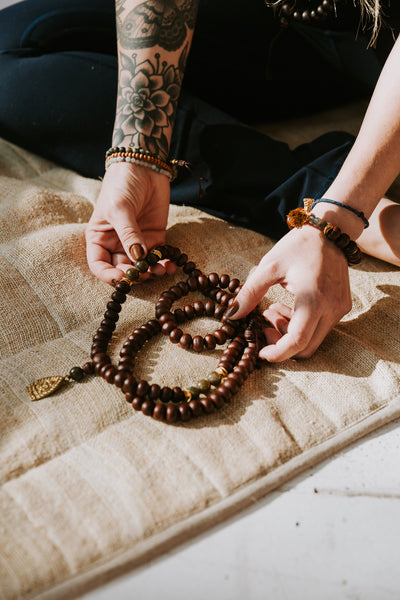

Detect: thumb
112,204,147,261
224,264,278,320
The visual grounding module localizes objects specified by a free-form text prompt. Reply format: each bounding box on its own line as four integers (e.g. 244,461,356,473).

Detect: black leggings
0,0,395,238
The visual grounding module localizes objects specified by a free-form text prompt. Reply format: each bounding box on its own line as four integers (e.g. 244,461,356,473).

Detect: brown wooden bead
223,379,239,394
205,300,215,316
179,403,192,422
172,386,185,403
141,399,155,416
122,375,137,394
159,312,175,325
214,329,228,345
193,301,204,316
208,392,225,409
216,385,231,400
146,319,161,334
228,372,244,385
179,333,193,350
200,398,215,414
197,275,209,290
228,278,240,292
115,280,131,294
221,323,236,337
192,335,204,352
174,308,186,324
187,276,198,291
140,323,154,337
234,365,248,379
101,318,116,330
204,334,216,350
153,402,166,421
82,361,94,374
219,274,230,288
166,404,179,423
184,304,195,319
118,357,135,370
132,396,144,411
169,285,183,299
215,290,224,303
133,380,148,397
104,309,119,322
93,332,108,342
176,253,188,266
208,288,219,301
177,281,189,295
160,386,173,403
214,305,226,320
107,300,122,313
161,321,176,335
169,328,183,343
103,366,116,383
183,261,196,274
149,384,161,400
208,272,220,287
97,326,113,337
191,269,202,278
111,290,127,304
113,371,128,387
188,399,203,417
99,363,112,378
92,352,109,364
125,393,134,403
219,293,231,306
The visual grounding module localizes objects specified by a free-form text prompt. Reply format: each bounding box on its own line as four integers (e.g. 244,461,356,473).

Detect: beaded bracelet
311,198,369,229
105,146,177,181
286,207,362,265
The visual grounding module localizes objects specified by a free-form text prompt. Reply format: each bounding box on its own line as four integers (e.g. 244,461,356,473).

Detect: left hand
225,226,352,361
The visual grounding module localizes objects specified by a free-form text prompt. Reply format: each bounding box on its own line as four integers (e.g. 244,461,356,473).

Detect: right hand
86,162,172,284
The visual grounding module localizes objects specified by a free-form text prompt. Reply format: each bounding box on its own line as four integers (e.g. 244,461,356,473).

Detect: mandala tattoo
117,0,199,51
113,47,188,155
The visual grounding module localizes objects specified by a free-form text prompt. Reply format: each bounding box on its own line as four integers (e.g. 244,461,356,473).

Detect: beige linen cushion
0,138,399,600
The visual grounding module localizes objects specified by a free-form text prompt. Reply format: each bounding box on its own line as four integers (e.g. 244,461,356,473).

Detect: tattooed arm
86,0,199,283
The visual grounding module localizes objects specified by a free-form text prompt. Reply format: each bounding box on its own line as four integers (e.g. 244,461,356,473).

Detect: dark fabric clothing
0,0,398,239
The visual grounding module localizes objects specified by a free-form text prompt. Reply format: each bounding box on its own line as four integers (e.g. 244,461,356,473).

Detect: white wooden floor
80,416,400,600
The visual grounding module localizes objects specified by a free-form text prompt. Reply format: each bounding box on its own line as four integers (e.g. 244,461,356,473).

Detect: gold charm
27,375,68,401
303,198,314,213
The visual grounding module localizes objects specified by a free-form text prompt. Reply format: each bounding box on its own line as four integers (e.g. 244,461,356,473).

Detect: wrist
311,202,365,240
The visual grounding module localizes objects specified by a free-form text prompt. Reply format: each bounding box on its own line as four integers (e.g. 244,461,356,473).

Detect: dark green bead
147,252,159,266
69,366,84,381
207,371,222,386
196,379,211,393
126,268,140,281
135,260,149,273
187,386,200,398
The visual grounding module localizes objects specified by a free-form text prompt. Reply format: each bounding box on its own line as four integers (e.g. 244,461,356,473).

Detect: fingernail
129,243,145,260
224,300,239,319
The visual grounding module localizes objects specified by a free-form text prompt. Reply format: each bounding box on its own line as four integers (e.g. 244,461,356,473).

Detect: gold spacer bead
152,249,163,260
121,277,134,286
183,389,192,403
215,366,228,378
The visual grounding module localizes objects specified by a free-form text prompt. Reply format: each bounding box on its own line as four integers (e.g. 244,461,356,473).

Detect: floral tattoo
113,47,187,156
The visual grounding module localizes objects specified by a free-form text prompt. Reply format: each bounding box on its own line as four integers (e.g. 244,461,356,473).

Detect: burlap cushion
1,138,399,600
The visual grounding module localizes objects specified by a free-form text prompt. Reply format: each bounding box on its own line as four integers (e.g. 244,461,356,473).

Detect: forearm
113,0,199,157
315,35,400,239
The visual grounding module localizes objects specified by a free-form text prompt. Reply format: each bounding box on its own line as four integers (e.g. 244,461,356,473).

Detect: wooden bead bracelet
27,245,265,424
286,206,362,265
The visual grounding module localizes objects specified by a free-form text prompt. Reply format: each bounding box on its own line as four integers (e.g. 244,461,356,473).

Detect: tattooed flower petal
148,75,164,91
153,108,168,127
151,90,170,108
132,71,149,91
135,115,154,137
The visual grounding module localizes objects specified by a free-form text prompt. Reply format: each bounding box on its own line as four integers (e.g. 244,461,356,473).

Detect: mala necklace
27,245,265,424
265,0,343,26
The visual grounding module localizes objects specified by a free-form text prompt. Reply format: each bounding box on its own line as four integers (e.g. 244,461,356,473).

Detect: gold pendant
27,375,68,401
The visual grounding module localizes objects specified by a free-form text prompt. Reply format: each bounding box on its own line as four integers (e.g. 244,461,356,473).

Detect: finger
264,327,282,346
291,317,335,359
86,239,127,284
112,204,147,261
224,264,279,321
263,303,292,336
259,301,320,362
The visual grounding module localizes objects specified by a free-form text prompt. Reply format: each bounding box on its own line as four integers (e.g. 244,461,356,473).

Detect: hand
86,163,173,284
226,227,352,361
